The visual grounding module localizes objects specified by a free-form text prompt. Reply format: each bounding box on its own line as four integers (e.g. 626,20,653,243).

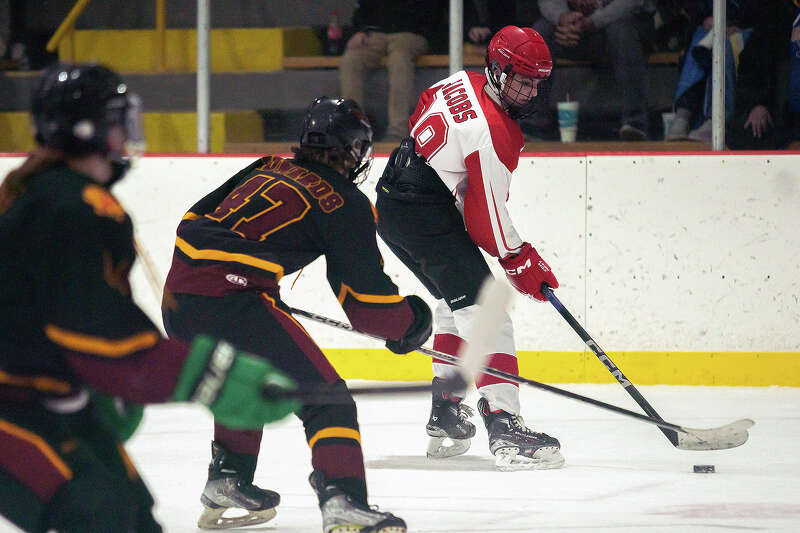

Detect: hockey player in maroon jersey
162,97,431,531
0,64,299,533
376,26,565,471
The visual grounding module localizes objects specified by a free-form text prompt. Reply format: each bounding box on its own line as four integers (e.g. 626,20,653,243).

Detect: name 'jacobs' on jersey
441,80,478,123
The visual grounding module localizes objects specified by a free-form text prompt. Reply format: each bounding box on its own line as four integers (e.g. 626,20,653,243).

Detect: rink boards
2,152,797,386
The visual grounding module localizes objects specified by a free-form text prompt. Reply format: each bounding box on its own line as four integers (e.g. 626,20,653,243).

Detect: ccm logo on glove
499,243,559,302
504,257,550,276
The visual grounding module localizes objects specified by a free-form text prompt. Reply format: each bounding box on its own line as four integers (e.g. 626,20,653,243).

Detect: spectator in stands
465,0,518,45
338,0,446,141
0,0,7,61
534,0,654,141
726,0,798,149
666,0,759,142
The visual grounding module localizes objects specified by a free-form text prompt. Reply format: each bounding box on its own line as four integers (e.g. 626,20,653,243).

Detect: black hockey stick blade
541,284,754,451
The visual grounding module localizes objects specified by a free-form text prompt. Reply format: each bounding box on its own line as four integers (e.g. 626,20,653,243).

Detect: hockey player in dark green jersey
0,63,298,533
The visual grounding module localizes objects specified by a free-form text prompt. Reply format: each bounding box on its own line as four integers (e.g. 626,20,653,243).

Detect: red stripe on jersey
64,338,190,403
487,175,517,256
463,151,501,257
476,353,519,388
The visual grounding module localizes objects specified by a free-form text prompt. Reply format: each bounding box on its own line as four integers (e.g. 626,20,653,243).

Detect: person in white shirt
375,25,565,471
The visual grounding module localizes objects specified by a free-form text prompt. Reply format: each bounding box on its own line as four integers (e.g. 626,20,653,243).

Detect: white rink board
1,153,797,352
586,154,800,351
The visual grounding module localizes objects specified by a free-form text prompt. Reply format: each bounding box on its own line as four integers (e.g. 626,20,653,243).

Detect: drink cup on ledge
662,112,676,140
557,101,579,143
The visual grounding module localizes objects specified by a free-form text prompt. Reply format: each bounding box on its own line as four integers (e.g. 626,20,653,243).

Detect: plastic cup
662,112,676,140
557,101,579,143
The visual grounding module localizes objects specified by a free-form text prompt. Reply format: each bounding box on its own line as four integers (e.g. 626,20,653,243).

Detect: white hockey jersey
409,70,525,259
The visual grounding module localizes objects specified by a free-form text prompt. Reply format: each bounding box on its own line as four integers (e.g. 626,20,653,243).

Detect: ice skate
425,377,476,458
197,441,279,529
309,470,407,533
477,397,564,471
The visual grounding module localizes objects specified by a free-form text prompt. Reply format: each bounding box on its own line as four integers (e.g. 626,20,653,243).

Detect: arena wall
2,153,797,385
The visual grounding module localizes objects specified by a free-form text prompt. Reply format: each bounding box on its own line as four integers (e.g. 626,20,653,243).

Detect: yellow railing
46,0,167,71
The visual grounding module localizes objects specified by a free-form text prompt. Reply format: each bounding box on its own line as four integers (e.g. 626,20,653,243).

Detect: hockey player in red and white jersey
376,26,565,470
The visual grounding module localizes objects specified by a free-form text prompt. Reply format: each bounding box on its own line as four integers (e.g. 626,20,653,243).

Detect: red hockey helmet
486,26,552,118
487,26,552,79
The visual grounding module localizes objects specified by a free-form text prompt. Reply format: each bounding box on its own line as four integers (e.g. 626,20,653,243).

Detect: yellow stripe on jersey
0,370,72,395
308,427,361,449
182,212,202,221
336,283,404,306
0,419,74,480
175,236,285,280
44,325,159,358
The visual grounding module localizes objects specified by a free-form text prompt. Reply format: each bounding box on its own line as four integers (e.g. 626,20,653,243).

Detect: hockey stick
133,236,509,404
291,307,754,450
274,279,512,405
541,284,753,451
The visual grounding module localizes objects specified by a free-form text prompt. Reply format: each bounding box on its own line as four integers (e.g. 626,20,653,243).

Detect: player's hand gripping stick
499,243,558,301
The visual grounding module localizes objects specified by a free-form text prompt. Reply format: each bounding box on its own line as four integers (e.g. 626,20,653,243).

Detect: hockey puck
693,464,715,473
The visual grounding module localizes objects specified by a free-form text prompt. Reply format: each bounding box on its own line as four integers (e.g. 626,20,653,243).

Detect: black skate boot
477,397,564,471
425,377,476,458
197,441,280,529
309,470,407,533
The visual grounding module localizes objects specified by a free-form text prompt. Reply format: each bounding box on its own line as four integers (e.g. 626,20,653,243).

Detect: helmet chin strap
484,66,508,110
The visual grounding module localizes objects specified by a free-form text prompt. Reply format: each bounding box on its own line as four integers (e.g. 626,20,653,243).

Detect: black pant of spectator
533,14,651,133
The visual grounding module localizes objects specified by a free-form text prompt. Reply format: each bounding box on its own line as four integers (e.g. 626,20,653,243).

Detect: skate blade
329,526,406,533
197,506,277,529
426,436,471,458
494,446,565,472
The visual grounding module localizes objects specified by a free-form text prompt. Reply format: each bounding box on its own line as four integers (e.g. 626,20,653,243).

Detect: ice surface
2,384,799,532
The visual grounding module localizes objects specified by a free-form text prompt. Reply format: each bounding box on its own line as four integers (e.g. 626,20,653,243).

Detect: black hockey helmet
299,97,373,183
31,63,143,156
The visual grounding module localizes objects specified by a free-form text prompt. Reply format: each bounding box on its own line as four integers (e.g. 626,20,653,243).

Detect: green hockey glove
174,335,300,429
91,392,144,442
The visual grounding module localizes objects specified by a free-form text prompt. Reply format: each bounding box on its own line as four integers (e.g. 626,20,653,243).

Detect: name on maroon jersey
441,80,478,123
260,158,344,213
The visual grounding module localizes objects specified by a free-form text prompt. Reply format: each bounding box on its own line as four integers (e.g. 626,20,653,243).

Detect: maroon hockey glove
385,295,432,354
499,243,559,302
